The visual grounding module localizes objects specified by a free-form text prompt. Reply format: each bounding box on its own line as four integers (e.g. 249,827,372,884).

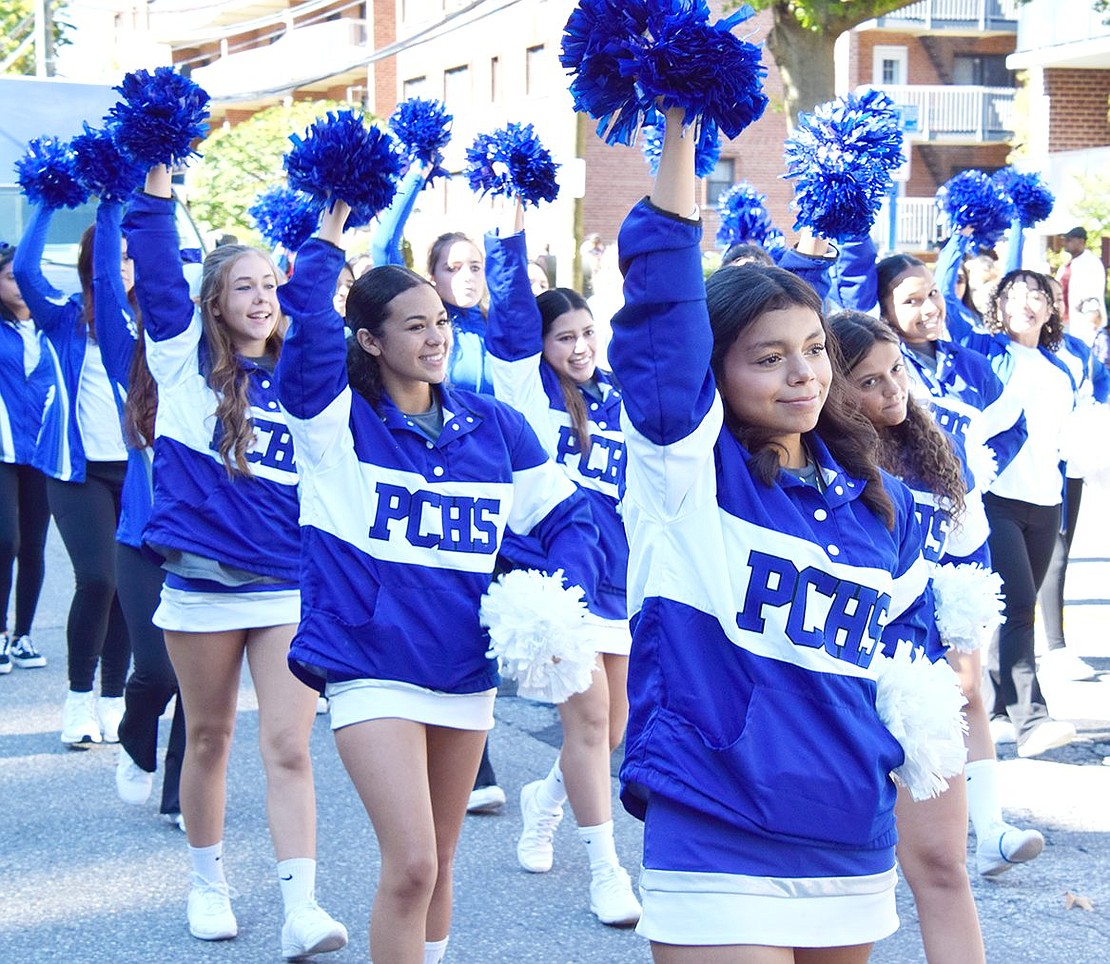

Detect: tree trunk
766,11,838,132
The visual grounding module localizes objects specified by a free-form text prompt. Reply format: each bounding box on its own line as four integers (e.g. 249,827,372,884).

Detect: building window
706,157,735,208
525,44,545,96
490,56,501,102
952,54,1012,87
403,76,428,100
872,45,907,87
444,64,470,106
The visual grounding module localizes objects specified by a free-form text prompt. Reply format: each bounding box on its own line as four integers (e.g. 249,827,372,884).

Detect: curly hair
198,245,284,477
705,265,896,529
985,269,1063,351
828,310,966,517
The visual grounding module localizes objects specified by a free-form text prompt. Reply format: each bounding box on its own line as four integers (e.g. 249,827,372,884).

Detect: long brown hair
705,265,896,529
537,287,595,456
122,317,158,449
198,245,284,476
828,310,966,517
77,223,141,343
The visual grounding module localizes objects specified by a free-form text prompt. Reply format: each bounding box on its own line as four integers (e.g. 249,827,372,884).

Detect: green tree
189,98,362,238
0,0,70,75
739,1,919,128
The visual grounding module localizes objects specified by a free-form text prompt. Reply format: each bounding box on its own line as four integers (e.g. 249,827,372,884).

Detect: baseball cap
1064,226,1088,241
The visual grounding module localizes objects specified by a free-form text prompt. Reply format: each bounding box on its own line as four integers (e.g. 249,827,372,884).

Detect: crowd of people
2,89,1107,964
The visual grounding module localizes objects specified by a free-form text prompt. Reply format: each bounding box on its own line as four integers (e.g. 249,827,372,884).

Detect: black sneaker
0,634,10,675
10,635,46,668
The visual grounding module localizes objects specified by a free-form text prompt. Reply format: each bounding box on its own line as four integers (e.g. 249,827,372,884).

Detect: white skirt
325,677,496,732
587,615,631,657
153,585,301,632
636,866,899,948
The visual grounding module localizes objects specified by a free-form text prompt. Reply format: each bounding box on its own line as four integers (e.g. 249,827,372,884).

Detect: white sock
424,936,449,964
578,820,618,870
536,760,568,811
277,857,317,916
189,842,226,885
965,758,1003,839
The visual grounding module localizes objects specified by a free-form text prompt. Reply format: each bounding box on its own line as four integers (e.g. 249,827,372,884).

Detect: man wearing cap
1056,226,1107,330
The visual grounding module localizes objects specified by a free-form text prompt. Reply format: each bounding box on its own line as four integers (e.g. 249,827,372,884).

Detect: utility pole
33,0,55,77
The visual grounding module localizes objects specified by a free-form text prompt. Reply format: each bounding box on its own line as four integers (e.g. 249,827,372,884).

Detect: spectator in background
578,233,605,299
1056,227,1107,329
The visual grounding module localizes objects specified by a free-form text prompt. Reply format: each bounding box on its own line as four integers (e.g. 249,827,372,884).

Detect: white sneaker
1039,648,1098,681
281,902,348,960
61,691,102,747
0,634,12,675
1017,719,1077,758
116,749,153,805
976,823,1045,876
517,780,563,873
98,696,125,744
187,874,238,941
589,862,641,927
9,634,46,668
989,716,1017,745
163,812,187,832
467,784,506,814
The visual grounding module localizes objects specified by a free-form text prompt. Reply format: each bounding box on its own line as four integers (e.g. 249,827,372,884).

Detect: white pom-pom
1060,400,1110,480
480,569,596,703
931,563,1005,653
875,640,968,801
964,438,998,492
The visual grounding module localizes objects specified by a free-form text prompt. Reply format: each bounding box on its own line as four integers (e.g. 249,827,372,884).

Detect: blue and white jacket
123,193,300,579
0,315,55,467
446,302,495,395
276,238,602,695
13,203,130,482
485,228,627,621
610,200,931,868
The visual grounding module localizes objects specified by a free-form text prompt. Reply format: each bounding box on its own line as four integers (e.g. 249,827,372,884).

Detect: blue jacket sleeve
484,229,543,362
773,246,835,306
12,203,80,335
121,193,194,344
93,201,139,389
829,235,878,313
275,238,349,422
1005,217,1023,273
1092,355,1110,404
934,234,988,348
609,199,715,446
370,164,427,267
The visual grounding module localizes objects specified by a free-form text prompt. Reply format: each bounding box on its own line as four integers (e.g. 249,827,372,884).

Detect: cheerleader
274,199,601,964
122,167,347,957
0,243,54,675
13,200,134,745
943,268,1078,760
484,203,640,925
428,231,495,395
611,109,937,960
831,310,1041,961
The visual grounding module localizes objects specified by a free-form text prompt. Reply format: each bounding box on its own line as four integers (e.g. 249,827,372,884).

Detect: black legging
116,543,184,815
46,460,130,695
983,493,1060,741
0,462,51,637
1037,477,1084,651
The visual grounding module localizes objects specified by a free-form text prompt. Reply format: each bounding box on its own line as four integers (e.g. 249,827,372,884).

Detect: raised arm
1004,217,1023,273
369,162,428,267
12,203,78,334
774,229,836,305
829,235,879,313
92,200,138,388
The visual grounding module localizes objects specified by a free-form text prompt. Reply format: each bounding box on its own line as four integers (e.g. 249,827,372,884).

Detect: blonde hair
198,245,285,477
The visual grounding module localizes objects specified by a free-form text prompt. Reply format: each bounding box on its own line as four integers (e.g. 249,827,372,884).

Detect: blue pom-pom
991,167,1054,228
938,170,1015,249
248,187,320,252
783,89,905,240
641,113,721,178
561,0,767,148
465,123,560,207
285,110,404,220
715,182,776,248
107,67,210,167
388,97,453,164
71,124,144,202
15,137,88,210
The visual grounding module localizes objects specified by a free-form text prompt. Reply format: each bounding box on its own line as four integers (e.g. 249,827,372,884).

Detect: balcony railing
874,0,1018,31
873,84,1014,142
191,18,367,100
875,197,942,252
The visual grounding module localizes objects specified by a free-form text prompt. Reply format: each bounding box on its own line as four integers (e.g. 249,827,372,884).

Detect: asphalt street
3,489,1110,962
